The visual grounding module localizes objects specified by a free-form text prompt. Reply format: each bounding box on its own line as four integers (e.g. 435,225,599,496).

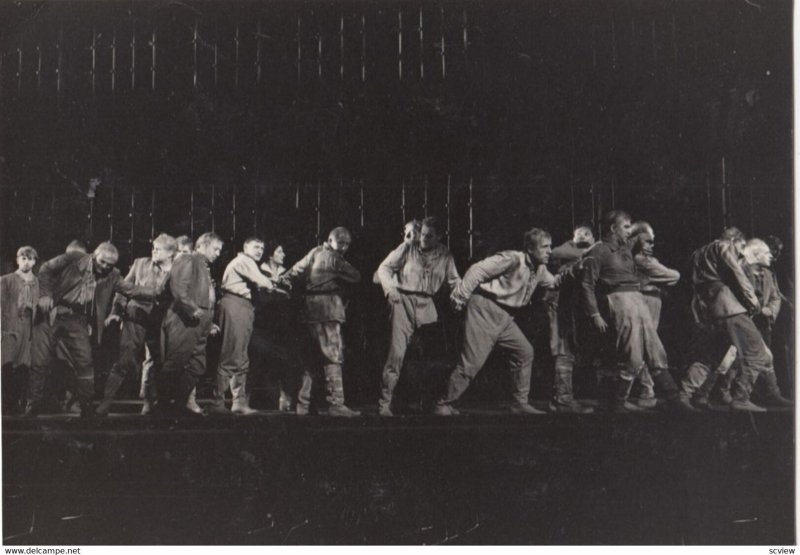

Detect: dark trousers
114,319,159,380
29,314,94,405
160,308,213,405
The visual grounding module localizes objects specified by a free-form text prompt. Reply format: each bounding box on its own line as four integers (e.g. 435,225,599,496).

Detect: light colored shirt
377,242,460,297
635,253,680,293
221,252,274,300
451,250,555,309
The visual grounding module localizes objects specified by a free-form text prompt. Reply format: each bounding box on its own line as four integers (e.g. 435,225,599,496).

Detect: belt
304,289,342,296
55,304,89,316
397,289,433,298
222,290,253,303
475,289,522,318
598,283,641,295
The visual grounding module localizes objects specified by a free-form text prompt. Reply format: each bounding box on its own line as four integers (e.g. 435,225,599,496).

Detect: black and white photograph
0,0,795,547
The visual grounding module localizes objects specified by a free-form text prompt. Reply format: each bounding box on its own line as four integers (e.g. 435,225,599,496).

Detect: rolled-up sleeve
451,252,514,305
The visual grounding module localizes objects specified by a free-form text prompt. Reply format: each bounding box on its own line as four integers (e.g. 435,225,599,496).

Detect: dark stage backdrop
0,0,793,397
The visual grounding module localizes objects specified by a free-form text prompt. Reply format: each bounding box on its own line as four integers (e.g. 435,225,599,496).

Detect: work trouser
105,317,161,402
379,293,436,409
546,293,578,404
439,293,534,406
298,321,347,409
692,314,773,402
603,291,669,381
160,308,213,406
28,313,94,405
215,295,254,403
636,292,664,401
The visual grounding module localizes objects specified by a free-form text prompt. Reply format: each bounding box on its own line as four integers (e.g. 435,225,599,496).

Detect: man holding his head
96,233,177,416
434,228,556,415
158,232,223,416
26,242,157,417
376,217,460,415
209,237,276,416
283,227,362,417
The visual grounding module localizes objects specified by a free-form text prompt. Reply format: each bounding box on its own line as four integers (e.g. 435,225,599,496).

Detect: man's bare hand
387,289,402,304
38,296,53,312
209,324,221,336
592,314,608,333
104,314,123,329
450,296,467,312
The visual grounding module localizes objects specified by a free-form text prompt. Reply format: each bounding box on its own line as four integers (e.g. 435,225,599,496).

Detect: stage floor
2,403,795,545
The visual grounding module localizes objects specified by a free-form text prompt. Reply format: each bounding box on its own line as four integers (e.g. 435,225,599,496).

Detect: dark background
0,0,794,403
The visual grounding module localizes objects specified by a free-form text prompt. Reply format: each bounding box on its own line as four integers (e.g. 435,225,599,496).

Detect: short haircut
602,210,631,234
404,219,421,232
16,246,38,260
94,241,119,260
575,221,594,234
195,231,223,249
720,227,745,242
176,235,194,251
265,239,283,258
66,239,87,254
744,238,769,255
765,235,783,256
243,236,264,249
421,216,441,235
523,228,552,251
328,226,351,242
153,233,178,253
630,221,653,237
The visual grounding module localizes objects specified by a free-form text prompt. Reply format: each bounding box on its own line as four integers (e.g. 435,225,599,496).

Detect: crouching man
434,228,556,416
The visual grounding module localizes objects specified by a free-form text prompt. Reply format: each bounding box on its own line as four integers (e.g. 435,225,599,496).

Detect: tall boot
651,368,696,412
208,372,231,414
611,376,641,413
230,373,257,415
96,372,125,416
689,363,716,409
730,366,766,412
177,372,204,417
760,371,792,407
185,387,203,414
550,357,593,413
296,370,313,415
509,364,544,414
324,364,360,417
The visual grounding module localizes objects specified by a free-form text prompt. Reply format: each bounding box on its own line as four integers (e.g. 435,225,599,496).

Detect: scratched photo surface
0,0,794,546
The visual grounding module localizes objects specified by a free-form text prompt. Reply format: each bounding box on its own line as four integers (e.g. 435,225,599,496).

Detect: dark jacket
168,252,215,321
38,252,156,343
690,240,758,323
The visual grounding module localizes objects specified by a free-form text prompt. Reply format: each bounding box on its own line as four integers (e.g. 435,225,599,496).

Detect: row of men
1,211,791,417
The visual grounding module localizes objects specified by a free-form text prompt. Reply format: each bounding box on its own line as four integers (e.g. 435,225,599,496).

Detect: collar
14,269,34,282
523,252,536,269
78,253,93,273
602,237,627,252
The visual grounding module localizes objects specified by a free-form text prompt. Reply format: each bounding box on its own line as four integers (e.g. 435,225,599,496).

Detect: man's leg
159,310,200,413
177,312,212,414
58,315,96,417
496,318,544,414
211,297,253,414
26,317,57,415
379,296,416,415
311,322,359,417
605,292,645,412
97,320,146,415
722,314,776,411
436,295,504,413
